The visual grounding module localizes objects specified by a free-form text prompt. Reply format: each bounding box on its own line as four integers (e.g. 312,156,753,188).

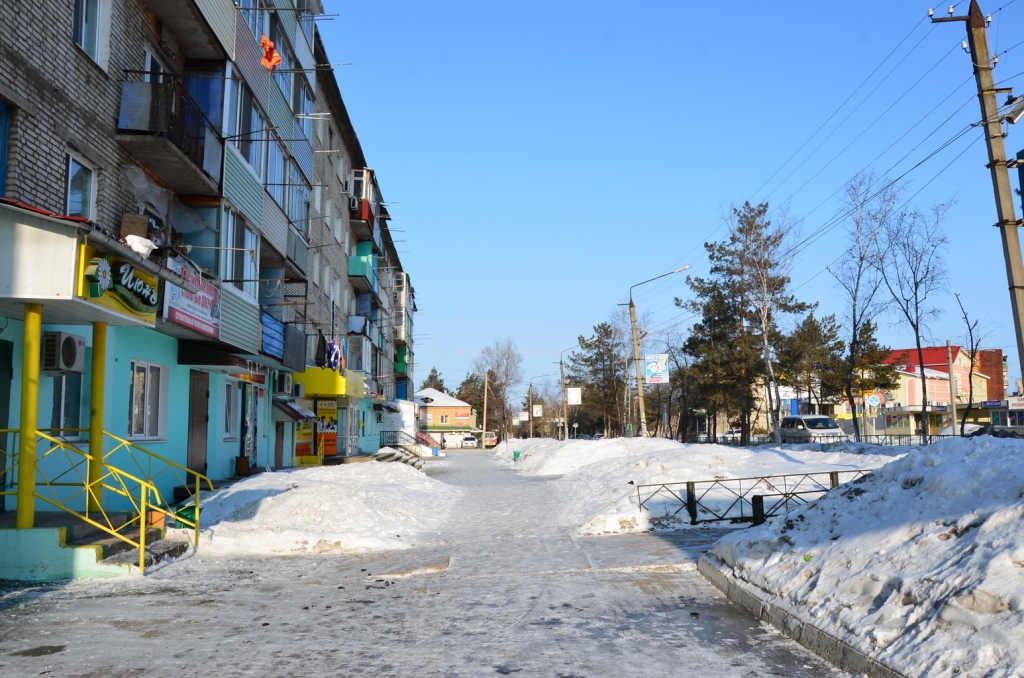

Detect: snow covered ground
494,437,902,535
183,462,461,555
708,436,1024,678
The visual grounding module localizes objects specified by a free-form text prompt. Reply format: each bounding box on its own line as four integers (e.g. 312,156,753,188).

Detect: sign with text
164,256,220,338
317,399,337,456
567,387,582,406
519,411,529,422
644,354,670,384
1008,397,1024,410
79,246,158,323
532,404,543,418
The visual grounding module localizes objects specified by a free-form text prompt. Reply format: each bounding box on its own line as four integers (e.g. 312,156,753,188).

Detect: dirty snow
709,436,1024,678
190,462,461,555
494,437,901,535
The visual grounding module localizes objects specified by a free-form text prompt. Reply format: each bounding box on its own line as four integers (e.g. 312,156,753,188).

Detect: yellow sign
78,246,158,323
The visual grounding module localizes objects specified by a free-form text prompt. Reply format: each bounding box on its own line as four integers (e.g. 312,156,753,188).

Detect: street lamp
560,337,596,441
622,265,690,437
528,373,558,438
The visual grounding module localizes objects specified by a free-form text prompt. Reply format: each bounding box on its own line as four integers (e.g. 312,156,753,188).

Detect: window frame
51,373,83,440
65,153,96,220
221,208,259,299
224,381,238,441
72,0,101,61
127,359,166,441
439,414,450,425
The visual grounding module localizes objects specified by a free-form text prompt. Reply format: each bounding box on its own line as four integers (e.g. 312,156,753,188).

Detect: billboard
79,246,158,323
164,256,221,338
519,411,529,421
566,387,582,405
532,404,543,417
644,354,670,384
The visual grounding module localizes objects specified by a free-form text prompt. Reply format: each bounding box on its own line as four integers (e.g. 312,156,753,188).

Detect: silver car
779,416,847,444
462,435,478,449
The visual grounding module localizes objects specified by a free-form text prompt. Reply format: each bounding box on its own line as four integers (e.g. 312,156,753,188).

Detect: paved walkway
0,452,844,677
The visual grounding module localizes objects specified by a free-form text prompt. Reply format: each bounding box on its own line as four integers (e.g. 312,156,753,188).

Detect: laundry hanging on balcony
260,35,282,73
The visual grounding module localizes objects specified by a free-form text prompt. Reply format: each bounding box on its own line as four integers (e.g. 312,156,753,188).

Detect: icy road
0,452,844,677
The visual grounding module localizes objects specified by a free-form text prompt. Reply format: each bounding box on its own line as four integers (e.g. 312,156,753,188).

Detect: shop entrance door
0,340,12,511
187,371,209,474
274,422,284,468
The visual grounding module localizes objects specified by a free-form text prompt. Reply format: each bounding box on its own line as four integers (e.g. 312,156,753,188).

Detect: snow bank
494,438,900,534
709,436,1024,678
192,463,460,555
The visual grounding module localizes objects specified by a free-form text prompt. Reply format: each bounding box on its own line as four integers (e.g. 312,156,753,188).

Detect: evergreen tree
849,321,902,436
419,367,447,394
455,372,486,427
566,322,629,436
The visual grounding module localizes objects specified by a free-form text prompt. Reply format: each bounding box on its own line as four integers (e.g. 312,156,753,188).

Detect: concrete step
70,527,164,560
99,539,189,568
0,511,131,543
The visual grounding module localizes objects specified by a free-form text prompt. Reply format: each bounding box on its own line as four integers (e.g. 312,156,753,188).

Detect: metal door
274,421,284,468
187,370,209,474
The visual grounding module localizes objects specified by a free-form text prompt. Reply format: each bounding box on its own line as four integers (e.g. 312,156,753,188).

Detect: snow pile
709,436,1024,678
494,438,900,534
192,463,460,555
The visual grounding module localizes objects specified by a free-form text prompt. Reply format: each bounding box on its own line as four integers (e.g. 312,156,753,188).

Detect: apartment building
0,0,414,578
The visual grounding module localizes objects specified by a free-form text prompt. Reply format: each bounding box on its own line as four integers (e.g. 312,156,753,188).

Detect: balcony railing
348,255,379,295
116,72,222,194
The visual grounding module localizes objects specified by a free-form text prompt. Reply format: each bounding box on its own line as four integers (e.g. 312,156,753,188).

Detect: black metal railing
118,71,222,183
380,430,419,451
635,469,875,525
855,434,958,446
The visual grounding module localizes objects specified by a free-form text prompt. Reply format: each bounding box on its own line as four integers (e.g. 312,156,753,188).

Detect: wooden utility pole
559,358,567,440
482,371,488,447
947,341,958,435
934,1,1024,379
528,382,534,439
629,299,648,437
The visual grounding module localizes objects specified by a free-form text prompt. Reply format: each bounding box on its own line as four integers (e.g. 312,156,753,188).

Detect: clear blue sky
320,1,1024,398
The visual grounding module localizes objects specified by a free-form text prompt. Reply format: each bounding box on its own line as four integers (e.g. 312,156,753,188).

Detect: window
128,360,164,440
992,411,1008,426
73,0,100,60
348,336,363,371
226,76,266,177
222,209,259,298
269,17,294,101
143,48,166,83
293,79,313,139
440,414,449,424
296,0,314,46
309,252,320,288
239,0,267,40
224,382,238,440
288,161,310,236
51,374,82,438
66,155,94,219
0,101,8,196
266,136,286,207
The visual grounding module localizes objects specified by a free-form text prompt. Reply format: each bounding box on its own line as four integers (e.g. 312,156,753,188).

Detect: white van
779,415,847,444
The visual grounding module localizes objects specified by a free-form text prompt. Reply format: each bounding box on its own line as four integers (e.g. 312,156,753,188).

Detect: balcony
348,255,379,295
348,197,382,252
116,76,222,196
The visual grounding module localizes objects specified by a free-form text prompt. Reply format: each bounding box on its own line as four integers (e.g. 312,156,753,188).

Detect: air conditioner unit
275,373,293,396
41,332,86,375
293,382,306,399
349,196,359,211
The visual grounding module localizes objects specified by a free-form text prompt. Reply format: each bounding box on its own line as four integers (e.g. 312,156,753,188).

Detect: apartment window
224,382,238,440
222,209,259,298
323,266,332,292
128,360,164,440
51,374,83,438
348,336,363,371
226,76,266,177
66,155,95,219
269,17,294,101
440,414,449,425
239,0,268,39
288,162,310,236
143,48,166,83
293,79,313,139
266,136,286,208
296,0,314,46
0,101,8,196
309,252,320,289
73,0,100,60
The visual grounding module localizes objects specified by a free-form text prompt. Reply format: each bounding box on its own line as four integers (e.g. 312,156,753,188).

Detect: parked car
462,435,478,449
593,433,606,440
483,432,498,448
779,416,847,444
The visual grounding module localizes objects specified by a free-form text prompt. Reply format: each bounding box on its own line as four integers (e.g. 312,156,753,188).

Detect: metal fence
682,433,960,447
635,469,874,525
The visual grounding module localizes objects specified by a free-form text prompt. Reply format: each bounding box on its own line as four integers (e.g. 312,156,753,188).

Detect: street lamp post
624,266,690,437
560,338,595,441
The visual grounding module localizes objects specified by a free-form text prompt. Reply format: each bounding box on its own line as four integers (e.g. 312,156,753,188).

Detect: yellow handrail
100,432,214,547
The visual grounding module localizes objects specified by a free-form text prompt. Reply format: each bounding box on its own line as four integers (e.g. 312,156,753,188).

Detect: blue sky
320,1,1024,398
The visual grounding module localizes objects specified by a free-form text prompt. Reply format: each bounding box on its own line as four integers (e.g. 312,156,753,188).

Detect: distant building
414,388,479,447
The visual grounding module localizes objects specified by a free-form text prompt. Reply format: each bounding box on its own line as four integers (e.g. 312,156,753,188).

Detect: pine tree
419,367,447,394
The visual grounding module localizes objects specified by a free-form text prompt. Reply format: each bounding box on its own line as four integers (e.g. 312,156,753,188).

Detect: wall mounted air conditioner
41,332,86,375
293,382,305,399
275,373,293,396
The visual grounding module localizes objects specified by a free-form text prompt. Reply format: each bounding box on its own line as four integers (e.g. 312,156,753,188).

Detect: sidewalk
0,452,846,677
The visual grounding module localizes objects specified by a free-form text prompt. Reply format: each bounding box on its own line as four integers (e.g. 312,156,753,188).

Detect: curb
697,556,908,678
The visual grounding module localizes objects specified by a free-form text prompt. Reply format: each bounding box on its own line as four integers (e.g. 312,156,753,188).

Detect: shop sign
295,418,313,456
80,246,158,322
567,387,582,406
317,399,337,456
164,256,220,338
455,410,470,420
644,354,669,384
1008,397,1024,410
982,400,1005,408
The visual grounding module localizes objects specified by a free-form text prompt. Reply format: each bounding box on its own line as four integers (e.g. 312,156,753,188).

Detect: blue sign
982,400,1004,408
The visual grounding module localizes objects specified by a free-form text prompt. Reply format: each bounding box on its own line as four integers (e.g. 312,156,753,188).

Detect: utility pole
482,371,488,448
628,299,648,437
947,340,958,435
934,1,1024,379
528,382,534,439
559,358,567,440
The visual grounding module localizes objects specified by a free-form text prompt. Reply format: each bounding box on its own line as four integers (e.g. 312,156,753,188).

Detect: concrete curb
697,556,908,678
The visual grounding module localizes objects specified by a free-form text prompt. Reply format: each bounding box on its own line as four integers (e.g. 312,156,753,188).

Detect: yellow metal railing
1,428,216,574
2,429,158,573
99,432,214,547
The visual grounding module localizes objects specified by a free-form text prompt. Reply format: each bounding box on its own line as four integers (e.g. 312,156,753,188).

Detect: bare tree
955,293,989,436
472,337,524,439
875,202,951,433
829,175,902,440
